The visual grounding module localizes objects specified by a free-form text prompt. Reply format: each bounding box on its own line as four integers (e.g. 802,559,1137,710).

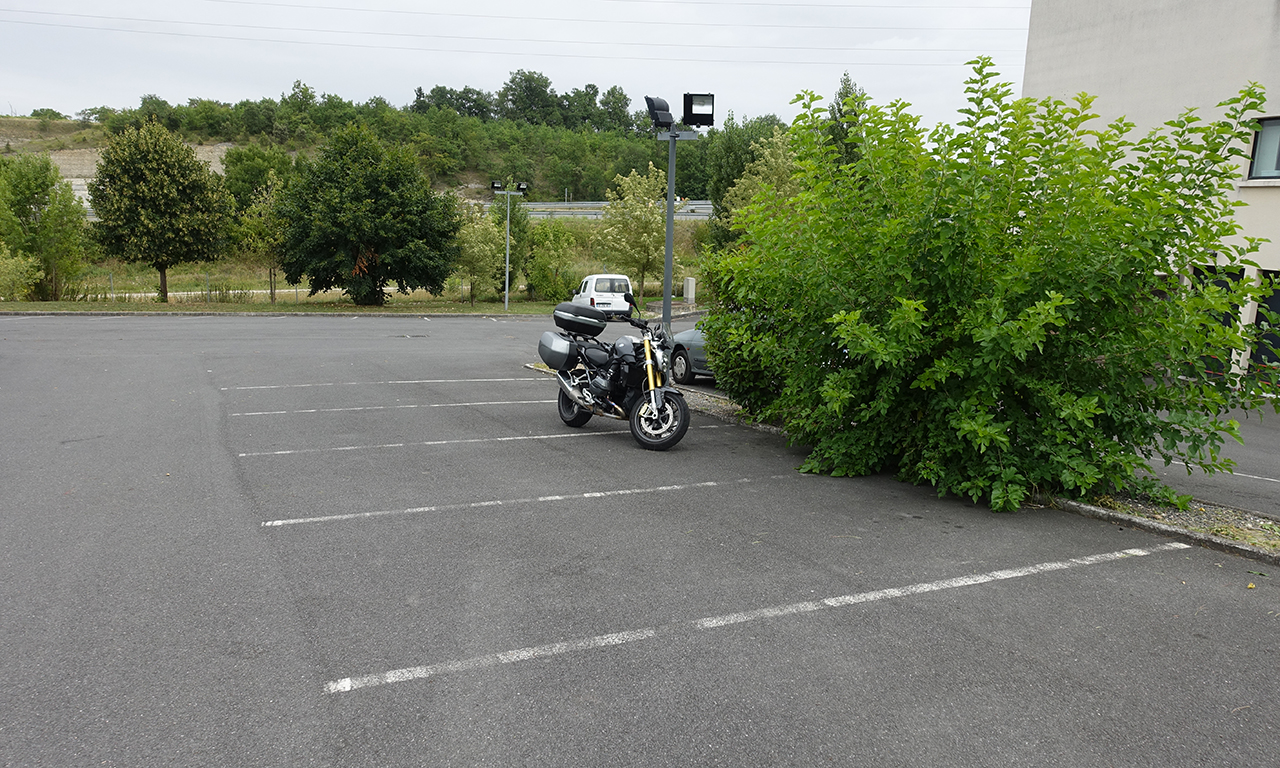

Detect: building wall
1022,0,1280,268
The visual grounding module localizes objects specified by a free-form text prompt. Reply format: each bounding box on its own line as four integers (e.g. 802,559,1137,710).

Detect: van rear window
595,278,630,293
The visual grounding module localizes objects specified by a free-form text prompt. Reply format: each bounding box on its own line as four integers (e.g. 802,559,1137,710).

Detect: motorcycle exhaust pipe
555,370,626,420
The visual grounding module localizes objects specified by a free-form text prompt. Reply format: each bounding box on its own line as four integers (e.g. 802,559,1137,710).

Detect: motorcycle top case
552,302,607,337
538,331,580,370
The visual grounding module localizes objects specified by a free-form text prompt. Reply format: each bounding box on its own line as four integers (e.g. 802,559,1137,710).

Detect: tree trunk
269,268,276,304
159,267,168,303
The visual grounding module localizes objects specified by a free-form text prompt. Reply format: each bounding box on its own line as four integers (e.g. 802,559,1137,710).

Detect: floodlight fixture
645,95,674,130
491,181,504,191
515,181,529,193
682,93,714,127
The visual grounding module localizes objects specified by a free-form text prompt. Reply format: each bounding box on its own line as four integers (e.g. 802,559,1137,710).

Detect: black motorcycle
538,294,690,451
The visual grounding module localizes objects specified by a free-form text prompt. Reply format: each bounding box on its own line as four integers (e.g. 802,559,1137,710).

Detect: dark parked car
671,326,713,384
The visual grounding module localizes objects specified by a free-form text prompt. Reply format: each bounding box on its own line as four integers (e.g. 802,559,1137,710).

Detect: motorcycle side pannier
538,331,579,370
553,302,607,337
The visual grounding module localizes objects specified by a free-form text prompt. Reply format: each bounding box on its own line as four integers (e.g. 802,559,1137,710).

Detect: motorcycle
537,293,690,451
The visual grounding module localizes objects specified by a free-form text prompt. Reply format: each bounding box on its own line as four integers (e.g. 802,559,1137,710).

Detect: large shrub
702,60,1277,511
276,124,460,305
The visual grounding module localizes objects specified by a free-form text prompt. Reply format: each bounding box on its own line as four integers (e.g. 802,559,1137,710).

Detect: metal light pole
491,181,528,310
645,94,714,332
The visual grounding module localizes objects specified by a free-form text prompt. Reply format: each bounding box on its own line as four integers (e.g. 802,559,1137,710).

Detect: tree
597,86,634,133
275,123,460,306
232,170,285,303
488,183,532,297
453,202,504,305
527,219,579,301
222,144,294,210
89,121,233,301
825,72,865,167
703,59,1279,512
0,153,90,300
703,112,789,245
718,126,799,233
599,162,667,300
499,70,561,126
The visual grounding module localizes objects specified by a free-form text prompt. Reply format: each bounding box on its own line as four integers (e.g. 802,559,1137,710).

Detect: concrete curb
1042,495,1280,566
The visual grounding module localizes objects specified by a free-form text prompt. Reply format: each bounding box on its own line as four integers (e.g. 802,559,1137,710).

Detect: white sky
1,0,1032,128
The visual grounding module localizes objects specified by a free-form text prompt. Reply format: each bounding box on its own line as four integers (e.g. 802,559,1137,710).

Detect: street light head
682,93,715,127
491,181,504,192
645,96,674,130
515,181,529,193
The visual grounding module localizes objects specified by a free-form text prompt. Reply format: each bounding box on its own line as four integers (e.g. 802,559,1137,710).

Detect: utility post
644,93,714,332
491,180,528,311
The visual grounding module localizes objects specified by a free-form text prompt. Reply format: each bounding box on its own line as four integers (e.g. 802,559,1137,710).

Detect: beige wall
1023,0,1280,268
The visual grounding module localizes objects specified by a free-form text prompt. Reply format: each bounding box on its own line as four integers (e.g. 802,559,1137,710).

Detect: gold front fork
643,338,663,390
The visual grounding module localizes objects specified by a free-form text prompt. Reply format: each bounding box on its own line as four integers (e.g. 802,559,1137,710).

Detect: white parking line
1167,460,1280,484
323,542,1192,694
261,477,773,527
238,425,721,457
238,429,629,457
222,377,544,391
231,399,555,416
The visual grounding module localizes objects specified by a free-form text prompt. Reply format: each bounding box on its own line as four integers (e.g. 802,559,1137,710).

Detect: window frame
1247,116,1280,180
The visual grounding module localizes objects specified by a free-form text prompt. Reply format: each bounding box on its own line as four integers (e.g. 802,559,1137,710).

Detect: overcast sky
2,0,1032,128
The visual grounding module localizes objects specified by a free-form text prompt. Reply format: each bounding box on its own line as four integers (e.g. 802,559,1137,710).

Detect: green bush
0,245,43,300
703,59,1277,511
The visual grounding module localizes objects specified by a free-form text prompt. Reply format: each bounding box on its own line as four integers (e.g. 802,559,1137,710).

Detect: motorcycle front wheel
558,389,592,427
629,390,689,451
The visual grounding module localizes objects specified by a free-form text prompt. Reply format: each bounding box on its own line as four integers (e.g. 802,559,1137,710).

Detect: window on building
1249,118,1280,179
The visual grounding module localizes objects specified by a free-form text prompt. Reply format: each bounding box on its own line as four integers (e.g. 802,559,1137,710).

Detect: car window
598,278,629,293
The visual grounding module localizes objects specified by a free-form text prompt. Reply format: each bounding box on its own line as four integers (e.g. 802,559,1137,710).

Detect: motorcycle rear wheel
629,390,689,451
558,389,592,427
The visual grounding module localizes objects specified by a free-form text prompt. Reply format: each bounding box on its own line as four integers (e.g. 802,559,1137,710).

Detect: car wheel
671,349,694,385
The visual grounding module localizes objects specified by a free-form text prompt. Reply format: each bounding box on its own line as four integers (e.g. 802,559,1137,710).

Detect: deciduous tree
0,153,89,300
600,163,667,300
89,121,232,301
453,202,504,305
275,123,460,306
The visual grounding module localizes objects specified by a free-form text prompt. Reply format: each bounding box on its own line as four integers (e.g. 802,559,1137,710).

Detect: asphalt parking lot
3,313,1278,767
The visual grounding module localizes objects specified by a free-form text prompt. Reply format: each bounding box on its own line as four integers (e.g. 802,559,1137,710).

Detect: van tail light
590,298,596,307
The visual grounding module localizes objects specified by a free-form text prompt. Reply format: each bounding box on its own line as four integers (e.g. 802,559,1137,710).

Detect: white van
571,273,633,319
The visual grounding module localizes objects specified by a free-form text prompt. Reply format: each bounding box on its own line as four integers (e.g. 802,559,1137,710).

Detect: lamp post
644,93,714,331
491,180,528,310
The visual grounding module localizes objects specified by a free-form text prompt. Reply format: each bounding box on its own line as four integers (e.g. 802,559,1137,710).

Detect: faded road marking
324,542,1192,694
222,377,543,391
261,477,772,527
231,399,555,416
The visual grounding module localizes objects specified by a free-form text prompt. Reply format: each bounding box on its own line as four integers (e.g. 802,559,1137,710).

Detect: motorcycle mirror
623,292,636,307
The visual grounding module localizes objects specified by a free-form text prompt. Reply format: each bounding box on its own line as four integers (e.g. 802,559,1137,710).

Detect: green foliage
453,202,504,305
0,153,90,300
0,244,43,300
275,123,460,306
489,184,533,296
703,112,789,245
89,121,234,301
702,59,1277,511
526,220,580,301
599,163,667,298
232,170,284,302
719,126,799,233
222,144,295,210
